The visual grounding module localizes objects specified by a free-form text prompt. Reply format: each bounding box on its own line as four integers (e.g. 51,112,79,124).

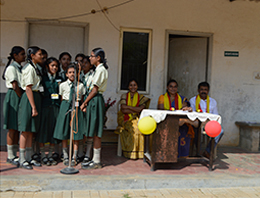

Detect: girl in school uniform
80,48,108,170
2,46,25,166
53,64,85,166
79,55,94,163
58,52,71,82
36,57,62,166
18,46,43,170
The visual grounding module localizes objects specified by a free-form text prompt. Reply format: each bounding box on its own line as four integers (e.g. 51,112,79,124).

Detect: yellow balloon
138,116,157,135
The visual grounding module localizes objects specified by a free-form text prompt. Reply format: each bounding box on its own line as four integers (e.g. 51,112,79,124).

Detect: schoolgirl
58,52,71,82
80,48,108,170
36,57,62,166
79,55,94,163
2,46,25,166
53,64,85,166
18,46,43,169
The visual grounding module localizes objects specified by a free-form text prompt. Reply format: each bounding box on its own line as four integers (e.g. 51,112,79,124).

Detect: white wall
1,0,260,146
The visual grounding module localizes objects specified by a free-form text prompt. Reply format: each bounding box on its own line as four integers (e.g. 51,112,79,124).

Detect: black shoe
41,157,51,166
19,161,33,170
52,152,60,162
63,158,69,166
31,153,41,163
48,157,57,166
82,156,91,163
71,158,76,167
6,156,19,166
81,160,102,170
76,155,85,164
30,159,42,167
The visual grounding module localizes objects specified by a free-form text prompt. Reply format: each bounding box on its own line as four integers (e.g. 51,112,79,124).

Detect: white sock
85,138,93,158
7,145,15,159
25,147,33,161
63,147,69,159
92,148,101,164
19,148,26,164
73,150,78,160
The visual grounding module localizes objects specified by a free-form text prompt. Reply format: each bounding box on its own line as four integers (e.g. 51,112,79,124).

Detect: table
140,109,221,171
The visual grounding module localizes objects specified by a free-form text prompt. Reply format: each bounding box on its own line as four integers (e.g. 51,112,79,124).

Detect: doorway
166,31,212,100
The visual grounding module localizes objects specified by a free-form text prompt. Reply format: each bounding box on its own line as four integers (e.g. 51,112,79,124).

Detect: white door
29,23,87,59
168,36,208,100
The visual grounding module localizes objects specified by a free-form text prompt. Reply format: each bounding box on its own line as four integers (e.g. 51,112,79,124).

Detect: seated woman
115,79,150,159
157,79,198,158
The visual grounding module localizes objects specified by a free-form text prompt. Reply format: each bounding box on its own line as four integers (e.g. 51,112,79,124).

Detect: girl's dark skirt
18,91,42,133
3,89,21,130
53,100,84,141
84,93,105,138
36,105,60,144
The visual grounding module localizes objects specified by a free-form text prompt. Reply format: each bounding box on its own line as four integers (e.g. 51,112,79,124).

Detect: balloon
170,107,175,111
138,116,157,135
205,120,221,138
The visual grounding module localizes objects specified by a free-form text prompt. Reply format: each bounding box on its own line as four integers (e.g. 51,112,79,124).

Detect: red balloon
205,121,221,138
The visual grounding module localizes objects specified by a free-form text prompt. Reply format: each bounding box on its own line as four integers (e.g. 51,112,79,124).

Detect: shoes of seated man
6,156,19,166
81,160,102,170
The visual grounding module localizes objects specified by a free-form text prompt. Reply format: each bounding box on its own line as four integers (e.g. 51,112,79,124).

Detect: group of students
3,46,108,170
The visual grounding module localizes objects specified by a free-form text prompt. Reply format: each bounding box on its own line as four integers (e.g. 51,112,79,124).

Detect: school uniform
3,61,22,130
18,63,42,133
53,79,85,141
58,68,67,82
84,63,108,138
36,73,62,144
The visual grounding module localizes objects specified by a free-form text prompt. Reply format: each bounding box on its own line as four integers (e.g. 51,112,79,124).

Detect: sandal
6,156,19,166
81,160,102,170
76,155,85,164
82,156,91,163
42,157,51,166
49,157,57,166
71,158,76,167
63,158,69,166
19,161,33,170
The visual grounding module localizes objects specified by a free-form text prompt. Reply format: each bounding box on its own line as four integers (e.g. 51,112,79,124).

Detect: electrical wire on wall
0,0,135,24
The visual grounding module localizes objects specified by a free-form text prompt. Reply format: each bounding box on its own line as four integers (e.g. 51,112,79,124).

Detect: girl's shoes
30,159,42,167
42,157,51,166
6,156,19,166
19,161,33,170
49,157,57,166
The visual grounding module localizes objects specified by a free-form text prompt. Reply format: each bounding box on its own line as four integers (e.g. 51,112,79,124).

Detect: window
118,28,152,93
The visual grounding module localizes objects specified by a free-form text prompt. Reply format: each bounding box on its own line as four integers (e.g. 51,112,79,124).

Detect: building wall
1,0,260,146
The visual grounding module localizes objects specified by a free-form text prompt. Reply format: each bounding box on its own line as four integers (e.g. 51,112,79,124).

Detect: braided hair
92,47,108,70
26,46,41,76
2,46,24,80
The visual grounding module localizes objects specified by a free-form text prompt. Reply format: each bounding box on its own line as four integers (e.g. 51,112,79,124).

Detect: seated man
190,81,224,158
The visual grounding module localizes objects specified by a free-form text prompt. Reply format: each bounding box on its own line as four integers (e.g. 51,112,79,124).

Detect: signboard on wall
224,51,239,57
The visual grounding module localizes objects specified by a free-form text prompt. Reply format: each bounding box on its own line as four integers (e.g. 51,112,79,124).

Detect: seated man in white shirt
190,81,224,159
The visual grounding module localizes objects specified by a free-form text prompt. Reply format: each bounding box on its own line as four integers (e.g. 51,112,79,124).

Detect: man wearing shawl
190,81,224,158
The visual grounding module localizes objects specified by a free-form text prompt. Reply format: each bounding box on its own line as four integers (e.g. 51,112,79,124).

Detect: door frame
164,30,213,92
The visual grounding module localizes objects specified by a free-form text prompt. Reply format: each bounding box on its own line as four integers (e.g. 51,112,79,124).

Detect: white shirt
4,61,22,88
59,79,85,101
21,63,41,91
190,95,218,115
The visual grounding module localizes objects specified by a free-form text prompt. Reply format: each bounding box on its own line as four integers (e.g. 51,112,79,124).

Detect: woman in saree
115,79,150,159
157,79,198,158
